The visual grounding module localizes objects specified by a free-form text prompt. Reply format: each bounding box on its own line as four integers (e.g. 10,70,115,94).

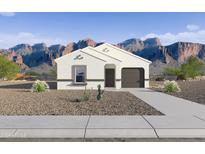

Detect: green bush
163,56,204,80
0,56,20,80
31,80,50,92
163,67,181,76
163,80,181,93
181,56,204,79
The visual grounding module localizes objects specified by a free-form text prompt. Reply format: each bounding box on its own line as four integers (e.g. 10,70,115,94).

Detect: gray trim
81,51,107,62
86,79,104,81
72,83,87,86
57,79,121,82
57,79,73,81
144,79,150,81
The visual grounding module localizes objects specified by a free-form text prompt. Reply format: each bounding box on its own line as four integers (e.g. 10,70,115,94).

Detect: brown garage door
122,68,144,88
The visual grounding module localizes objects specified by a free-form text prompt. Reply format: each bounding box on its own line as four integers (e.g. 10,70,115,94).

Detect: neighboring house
55,43,151,89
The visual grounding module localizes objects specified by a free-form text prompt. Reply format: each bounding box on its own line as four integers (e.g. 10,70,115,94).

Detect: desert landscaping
151,80,205,105
0,81,162,115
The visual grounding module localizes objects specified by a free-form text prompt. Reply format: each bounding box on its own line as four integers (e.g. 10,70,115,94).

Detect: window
74,66,86,83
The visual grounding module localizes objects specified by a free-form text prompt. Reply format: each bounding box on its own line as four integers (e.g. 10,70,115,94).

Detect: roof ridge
55,49,81,62
87,46,122,62
103,43,152,63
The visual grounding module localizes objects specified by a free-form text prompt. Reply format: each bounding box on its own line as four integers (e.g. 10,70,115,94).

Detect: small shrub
97,84,104,100
163,80,181,93
70,86,91,102
70,97,82,102
82,86,90,101
31,80,50,92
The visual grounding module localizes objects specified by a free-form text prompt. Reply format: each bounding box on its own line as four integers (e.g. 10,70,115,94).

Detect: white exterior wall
56,50,106,90
95,44,151,88
57,51,105,80
57,81,104,90
56,43,151,90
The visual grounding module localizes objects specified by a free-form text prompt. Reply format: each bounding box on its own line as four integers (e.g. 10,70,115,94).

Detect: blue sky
0,12,205,48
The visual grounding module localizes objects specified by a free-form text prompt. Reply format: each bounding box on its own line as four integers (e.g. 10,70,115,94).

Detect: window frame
73,65,87,84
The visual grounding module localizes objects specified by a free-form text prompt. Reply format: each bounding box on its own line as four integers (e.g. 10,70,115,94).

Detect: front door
105,69,115,87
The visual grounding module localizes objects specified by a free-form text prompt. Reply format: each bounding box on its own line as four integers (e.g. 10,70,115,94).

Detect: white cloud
0,32,66,49
0,12,16,17
186,24,200,31
141,28,205,46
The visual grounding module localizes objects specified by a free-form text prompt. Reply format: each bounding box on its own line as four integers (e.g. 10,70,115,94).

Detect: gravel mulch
151,80,205,105
0,88,162,115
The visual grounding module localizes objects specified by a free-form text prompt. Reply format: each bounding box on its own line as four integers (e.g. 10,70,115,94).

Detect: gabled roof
55,42,152,64
55,48,108,63
54,49,81,62
96,43,152,64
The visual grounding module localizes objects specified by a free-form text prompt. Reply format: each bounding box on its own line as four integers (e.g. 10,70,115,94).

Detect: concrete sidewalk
0,115,205,139
0,88,204,139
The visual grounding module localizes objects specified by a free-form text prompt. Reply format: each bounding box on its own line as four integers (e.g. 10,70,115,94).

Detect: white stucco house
55,43,151,90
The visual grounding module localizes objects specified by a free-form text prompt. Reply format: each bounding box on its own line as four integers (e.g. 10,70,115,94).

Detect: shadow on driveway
0,81,57,90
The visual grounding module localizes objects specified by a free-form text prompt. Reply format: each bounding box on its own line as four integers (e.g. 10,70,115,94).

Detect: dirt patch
0,87,162,115
151,80,205,105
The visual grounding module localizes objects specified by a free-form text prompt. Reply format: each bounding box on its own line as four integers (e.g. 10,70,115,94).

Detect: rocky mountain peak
1,37,205,76
10,44,32,55
77,38,97,48
117,38,144,52
49,44,65,53
10,44,31,51
32,43,48,53
143,37,162,48
63,42,78,55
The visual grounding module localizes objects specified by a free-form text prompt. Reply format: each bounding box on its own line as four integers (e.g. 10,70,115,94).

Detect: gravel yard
151,80,205,105
0,81,162,115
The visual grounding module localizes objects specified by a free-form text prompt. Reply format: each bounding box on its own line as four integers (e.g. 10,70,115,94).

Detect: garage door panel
122,68,144,88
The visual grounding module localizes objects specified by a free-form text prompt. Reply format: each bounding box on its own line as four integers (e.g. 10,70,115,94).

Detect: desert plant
97,84,104,100
0,56,20,80
31,80,50,92
163,67,181,76
180,56,204,79
70,97,82,102
163,56,204,80
82,86,90,101
163,80,181,93
70,86,91,102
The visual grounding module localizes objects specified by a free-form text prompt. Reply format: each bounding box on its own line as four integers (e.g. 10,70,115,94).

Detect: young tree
163,56,204,80
0,56,20,80
180,56,204,79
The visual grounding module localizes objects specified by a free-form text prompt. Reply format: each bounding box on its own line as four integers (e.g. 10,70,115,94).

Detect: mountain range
0,38,205,75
